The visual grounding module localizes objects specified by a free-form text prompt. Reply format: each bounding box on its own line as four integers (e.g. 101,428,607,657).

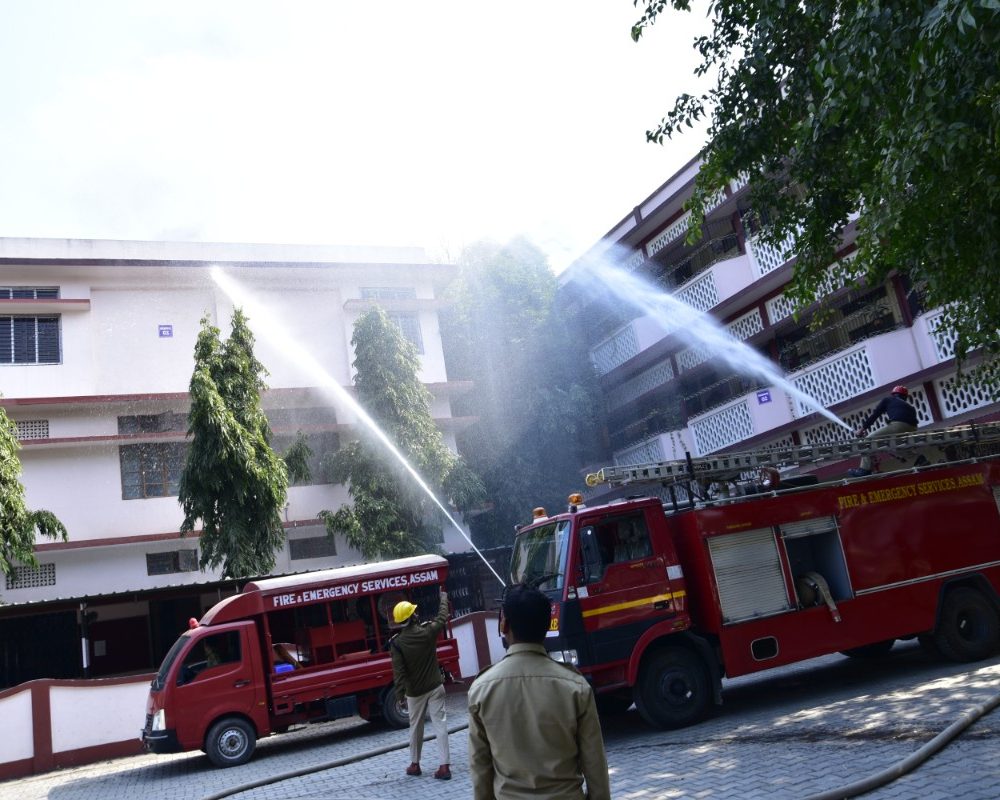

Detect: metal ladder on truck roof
585,421,1000,489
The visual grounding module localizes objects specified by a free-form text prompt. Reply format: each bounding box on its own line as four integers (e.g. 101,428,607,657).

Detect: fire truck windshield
510,520,571,591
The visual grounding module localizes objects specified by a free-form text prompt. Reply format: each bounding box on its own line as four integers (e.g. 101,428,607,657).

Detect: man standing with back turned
468,584,611,800
390,590,451,780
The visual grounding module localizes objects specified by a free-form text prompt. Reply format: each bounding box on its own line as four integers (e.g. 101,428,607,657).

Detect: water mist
576,254,853,434
209,267,506,588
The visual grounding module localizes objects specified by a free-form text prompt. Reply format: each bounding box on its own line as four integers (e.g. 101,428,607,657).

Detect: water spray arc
209,267,506,588
577,256,853,434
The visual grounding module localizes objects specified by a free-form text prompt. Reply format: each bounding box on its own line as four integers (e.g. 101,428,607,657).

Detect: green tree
179,310,289,578
441,238,602,548
633,0,1000,384
320,307,484,559
0,405,67,583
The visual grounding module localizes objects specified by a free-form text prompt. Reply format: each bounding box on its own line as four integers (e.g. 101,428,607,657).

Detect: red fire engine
142,554,457,767
508,423,1000,728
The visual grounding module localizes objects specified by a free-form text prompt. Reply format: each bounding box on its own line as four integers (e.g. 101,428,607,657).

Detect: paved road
8,642,1000,800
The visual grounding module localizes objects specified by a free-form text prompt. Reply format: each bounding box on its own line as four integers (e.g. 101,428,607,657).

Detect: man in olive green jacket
390,590,451,779
468,584,611,800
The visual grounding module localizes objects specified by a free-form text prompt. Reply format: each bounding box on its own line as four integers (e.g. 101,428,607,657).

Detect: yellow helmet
392,600,418,625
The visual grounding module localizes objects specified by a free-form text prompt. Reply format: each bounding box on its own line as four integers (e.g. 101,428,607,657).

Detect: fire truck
141,554,457,767
508,423,1000,729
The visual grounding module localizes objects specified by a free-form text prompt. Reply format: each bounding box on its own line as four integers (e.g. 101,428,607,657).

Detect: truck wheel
933,587,1000,662
634,646,710,729
841,639,895,658
205,717,256,768
381,686,410,729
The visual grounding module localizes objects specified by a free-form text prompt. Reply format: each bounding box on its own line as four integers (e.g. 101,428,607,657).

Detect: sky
0,2,712,272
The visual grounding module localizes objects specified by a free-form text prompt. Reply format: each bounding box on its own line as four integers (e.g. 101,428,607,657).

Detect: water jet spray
209,266,506,588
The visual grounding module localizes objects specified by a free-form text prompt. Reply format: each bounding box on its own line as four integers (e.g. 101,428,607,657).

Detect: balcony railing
652,232,742,291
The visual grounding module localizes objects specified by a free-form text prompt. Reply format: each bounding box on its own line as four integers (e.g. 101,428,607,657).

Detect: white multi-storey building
562,157,999,484
0,237,471,684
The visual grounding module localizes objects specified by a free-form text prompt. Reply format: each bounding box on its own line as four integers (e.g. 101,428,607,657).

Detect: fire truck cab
510,423,1000,729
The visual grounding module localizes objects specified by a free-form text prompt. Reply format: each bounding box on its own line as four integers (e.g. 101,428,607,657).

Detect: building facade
562,158,999,489
0,237,472,686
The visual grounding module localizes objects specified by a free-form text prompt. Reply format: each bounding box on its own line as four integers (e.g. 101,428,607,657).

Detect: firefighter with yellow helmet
389,589,451,780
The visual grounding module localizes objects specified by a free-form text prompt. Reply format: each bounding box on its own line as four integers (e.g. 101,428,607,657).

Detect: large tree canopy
0,405,67,585
179,310,289,578
441,238,602,548
634,0,1000,384
320,307,484,560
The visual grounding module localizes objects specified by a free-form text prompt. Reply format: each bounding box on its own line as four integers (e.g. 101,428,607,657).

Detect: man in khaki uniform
390,590,451,780
468,584,611,800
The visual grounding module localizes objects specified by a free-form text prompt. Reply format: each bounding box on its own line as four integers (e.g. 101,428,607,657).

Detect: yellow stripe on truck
580,590,686,618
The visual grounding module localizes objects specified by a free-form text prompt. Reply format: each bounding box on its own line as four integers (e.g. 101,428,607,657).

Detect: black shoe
848,468,871,477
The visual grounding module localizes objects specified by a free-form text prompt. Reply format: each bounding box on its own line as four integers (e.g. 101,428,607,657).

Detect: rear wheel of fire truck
933,587,1000,662
380,686,410,729
205,716,256,768
634,646,710,729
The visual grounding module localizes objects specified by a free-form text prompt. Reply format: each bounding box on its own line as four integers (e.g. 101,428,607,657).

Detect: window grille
0,316,60,364
0,287,59,299
360,287,417,301
385,312,424,353
146,549,199,575
120,442,188,499
690,400,755,455
15,419,49,439
117,412,187,434
6,563,56,590
289,535,338,561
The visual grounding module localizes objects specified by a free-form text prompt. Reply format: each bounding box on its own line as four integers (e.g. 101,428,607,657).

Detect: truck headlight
151,709,166,731
551,649,578,666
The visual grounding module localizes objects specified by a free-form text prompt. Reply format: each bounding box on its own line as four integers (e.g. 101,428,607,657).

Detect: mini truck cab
511,425,1000,729
142,554,459,767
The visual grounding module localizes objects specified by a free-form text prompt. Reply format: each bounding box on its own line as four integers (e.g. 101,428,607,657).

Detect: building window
0,287,59,300
0,316,60,364
6,563,56,590
15,419,49,440
289,535,337,561
120,442,188,499
360,287,416,301
118,412,187,434
146,549,199,575
387,312,424,353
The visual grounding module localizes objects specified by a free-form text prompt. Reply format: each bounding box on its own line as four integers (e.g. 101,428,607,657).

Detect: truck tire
381,686,410,729
205,717,256,768
933,587,1000,662
634,646,710,729
841,639,895,658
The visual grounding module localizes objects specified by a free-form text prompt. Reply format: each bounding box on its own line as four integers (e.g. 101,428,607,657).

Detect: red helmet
891,385,909,397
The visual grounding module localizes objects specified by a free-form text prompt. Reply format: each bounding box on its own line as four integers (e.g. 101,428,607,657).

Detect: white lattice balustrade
623,249,646,273
675,271,720,314
591,324,640,376
690,400,755,455
607,361,675,409
677,345,711,373
613,437,665,467
791,347,876,415
705,187,728,213
748,232,796,277
647,211,692,257
731,173,750,193
728,308,764,341
924,309,958,362
935,371,994,418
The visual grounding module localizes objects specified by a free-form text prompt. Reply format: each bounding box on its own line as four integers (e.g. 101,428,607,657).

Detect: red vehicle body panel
528,460,1000,697
143,554,459,760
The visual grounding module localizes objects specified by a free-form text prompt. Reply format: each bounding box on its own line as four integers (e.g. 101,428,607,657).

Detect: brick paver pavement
7,643,1000,800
